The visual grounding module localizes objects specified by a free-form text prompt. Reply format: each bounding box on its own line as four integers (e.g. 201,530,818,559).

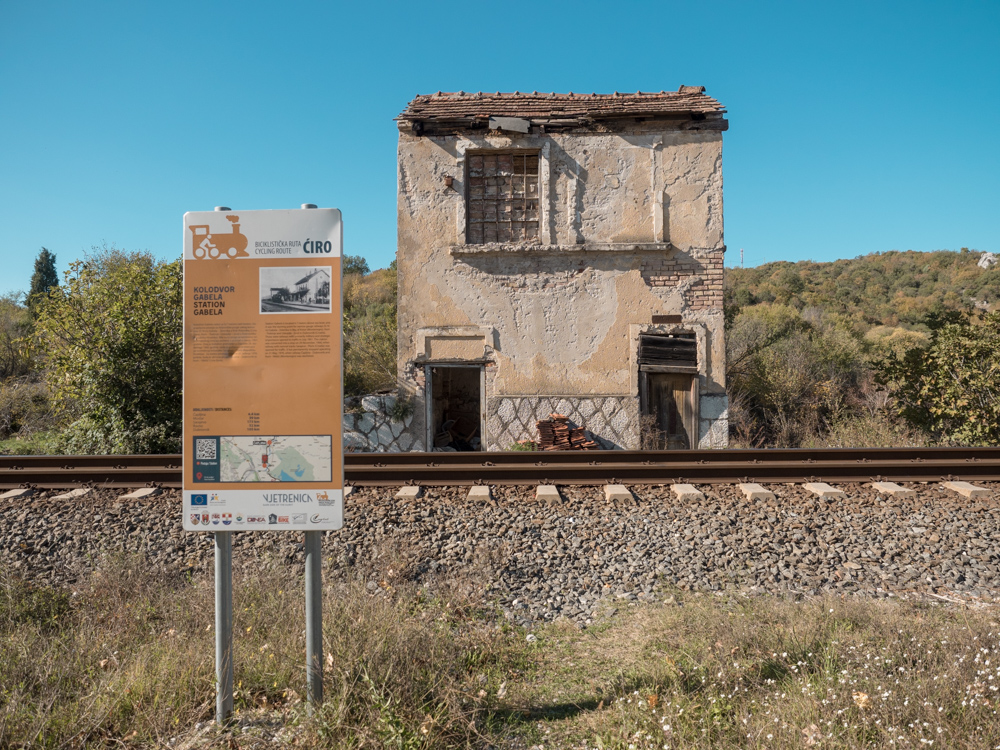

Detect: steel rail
2,448,1000,489
0,455,181,489
345,446,1000,465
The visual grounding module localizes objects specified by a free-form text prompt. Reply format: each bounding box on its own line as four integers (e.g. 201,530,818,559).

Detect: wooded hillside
725,249,1000,448
726,248,1000,327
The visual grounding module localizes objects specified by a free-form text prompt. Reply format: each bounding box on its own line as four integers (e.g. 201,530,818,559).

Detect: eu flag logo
191,494,208,506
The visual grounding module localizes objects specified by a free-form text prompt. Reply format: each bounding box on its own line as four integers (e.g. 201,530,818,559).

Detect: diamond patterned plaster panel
487,395,636,450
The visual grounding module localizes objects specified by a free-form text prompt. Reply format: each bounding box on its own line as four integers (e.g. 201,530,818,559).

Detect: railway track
2,447,1000,489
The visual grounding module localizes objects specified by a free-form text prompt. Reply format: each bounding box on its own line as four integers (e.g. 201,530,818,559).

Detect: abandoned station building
395,87,729,451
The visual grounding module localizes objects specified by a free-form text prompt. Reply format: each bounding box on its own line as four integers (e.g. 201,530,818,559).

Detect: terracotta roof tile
398,86,725,122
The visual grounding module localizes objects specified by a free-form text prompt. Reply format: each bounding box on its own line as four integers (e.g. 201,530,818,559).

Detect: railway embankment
3,482,1000,627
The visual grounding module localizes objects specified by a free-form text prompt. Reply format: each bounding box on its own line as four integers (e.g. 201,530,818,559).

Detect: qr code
195,439,217,460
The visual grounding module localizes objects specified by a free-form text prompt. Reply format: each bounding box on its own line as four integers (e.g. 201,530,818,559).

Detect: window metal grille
466,152,539,244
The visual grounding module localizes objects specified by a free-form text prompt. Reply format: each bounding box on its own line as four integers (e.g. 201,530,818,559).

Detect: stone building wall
395,91,729,451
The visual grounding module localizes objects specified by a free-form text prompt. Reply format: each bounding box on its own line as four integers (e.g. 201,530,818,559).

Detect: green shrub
344,266,398,397
507,440,536,451
726,303,871,447
0,576,72,633
0,377,56,440
34,247,182,454
0,293,34,381
878,310,1000,445
388,396,414,422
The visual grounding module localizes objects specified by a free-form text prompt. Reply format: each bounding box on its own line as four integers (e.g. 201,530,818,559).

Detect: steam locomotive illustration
189,215,249,259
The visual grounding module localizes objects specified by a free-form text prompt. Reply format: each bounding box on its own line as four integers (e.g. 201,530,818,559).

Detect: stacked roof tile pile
536,414,598,451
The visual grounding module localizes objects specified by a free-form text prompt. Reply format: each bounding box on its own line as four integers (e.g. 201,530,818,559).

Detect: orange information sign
182,208,343,532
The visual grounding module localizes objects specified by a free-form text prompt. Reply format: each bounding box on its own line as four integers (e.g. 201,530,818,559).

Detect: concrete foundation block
467,485,492,500
53,487,93,500
119,486,160,499
394,486,422,500
344,485,355,498
671,483,705,501
698,416,729,449
870,481,916,498
535,484,560,501
604,484,632,501
803,482,846,499
0,487,34,499
739,483,775,501
699,393,729,421
942,481,991,499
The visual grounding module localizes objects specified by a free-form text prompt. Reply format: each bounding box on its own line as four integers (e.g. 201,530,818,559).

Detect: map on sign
219,436,332,482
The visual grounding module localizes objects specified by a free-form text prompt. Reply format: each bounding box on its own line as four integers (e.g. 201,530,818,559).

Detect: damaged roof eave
396,112,729,135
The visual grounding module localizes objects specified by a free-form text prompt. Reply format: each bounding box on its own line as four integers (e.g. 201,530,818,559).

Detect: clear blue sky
1,0,997,296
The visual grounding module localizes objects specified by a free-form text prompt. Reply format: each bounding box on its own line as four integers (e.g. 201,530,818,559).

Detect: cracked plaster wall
397,123,727,450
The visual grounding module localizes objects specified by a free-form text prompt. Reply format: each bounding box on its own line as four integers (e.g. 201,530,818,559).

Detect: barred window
466,152,539,244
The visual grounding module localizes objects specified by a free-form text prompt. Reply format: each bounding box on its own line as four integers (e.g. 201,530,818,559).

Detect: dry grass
799,414,931,450
5,556,1000,749
0,552,524,749
728,410,932,451
509,592,1000,749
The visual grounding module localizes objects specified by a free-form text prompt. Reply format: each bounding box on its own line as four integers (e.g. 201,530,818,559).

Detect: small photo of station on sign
181,208,344,532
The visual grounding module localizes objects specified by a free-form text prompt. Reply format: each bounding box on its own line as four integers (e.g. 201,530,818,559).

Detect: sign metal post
215,529,234,722
213,205,234,726
304,529,323,705
301,203,324,709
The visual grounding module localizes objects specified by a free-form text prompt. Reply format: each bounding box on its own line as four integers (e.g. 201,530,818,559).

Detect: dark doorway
429,366,482,451
641,372,698,449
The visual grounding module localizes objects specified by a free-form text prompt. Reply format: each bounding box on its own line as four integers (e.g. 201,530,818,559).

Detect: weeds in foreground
0,429,63,455
5,558,1000,748
0,554,522,748
513,593,1000,749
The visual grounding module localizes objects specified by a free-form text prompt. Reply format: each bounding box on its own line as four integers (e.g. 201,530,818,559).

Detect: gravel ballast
3,481,1000,626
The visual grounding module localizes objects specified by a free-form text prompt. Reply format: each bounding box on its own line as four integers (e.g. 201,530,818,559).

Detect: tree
34,247,182,453
725,303,804,382
27,248,58,318
343,266,397,396
878,311,1000,445
343,254,370,276
344,304,397,396
725,304,873,447
0,294,33,380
